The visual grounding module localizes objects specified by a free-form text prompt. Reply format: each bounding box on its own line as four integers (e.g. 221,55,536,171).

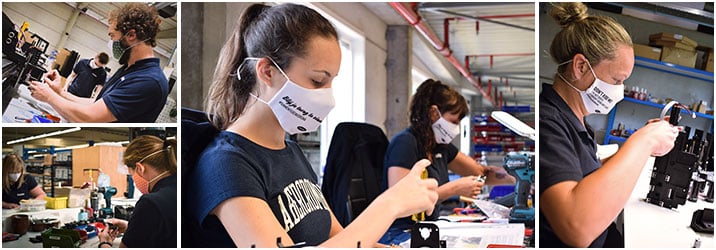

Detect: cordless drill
504,151,535,225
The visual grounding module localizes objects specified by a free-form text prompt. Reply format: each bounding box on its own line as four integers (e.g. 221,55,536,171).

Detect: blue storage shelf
622,97,714,120
634,56,713,83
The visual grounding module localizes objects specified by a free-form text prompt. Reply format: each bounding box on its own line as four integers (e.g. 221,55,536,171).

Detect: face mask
132,165,169,194
8,173,21,182
241,57,336,134
432,109,460,144
89,59,100,69
108,36,127,61
108,35,148,65
557,59,624,114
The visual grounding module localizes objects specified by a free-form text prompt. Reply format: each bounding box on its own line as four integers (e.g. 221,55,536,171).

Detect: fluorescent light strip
55,141,130,151
6,127,82,145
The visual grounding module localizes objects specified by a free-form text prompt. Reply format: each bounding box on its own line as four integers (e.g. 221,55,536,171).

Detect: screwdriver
412,167,429,222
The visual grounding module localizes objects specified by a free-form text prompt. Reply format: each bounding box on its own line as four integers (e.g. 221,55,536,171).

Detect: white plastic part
491,111,535,140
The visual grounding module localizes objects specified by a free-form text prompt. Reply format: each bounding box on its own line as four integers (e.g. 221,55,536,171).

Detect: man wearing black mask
28,3,169,123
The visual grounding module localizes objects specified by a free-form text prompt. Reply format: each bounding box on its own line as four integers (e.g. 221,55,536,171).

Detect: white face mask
241,57,336,134
89,59,100,69
9,173,21,182
558,59,624,115
432,109,460,144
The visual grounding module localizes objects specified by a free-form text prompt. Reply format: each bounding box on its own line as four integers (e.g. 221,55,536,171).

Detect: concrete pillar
56,2,88,51
181,3,204,110
384,25,411,139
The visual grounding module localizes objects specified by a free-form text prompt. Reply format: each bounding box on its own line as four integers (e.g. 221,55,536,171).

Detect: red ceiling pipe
467,53,535,58
499,91,504,108
487,79,492,96
390,2,495,106
478,13,534,19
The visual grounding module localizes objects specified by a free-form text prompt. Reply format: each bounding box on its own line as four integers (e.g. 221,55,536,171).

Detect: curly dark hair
410,79,469,161
109,3,161,47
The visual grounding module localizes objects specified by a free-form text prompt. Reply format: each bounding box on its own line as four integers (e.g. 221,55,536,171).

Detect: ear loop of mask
238,57,291,105
555,59,588,93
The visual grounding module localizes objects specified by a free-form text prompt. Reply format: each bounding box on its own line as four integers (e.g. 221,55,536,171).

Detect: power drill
504,151,535,225
97,186,117,218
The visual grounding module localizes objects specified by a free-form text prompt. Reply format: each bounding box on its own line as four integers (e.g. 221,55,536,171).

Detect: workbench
624,157,714,248
2,197,137,248
2,84,64,123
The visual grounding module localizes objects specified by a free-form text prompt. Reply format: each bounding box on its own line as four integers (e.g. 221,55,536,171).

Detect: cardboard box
650,40,696,51
705,51,714,73
43,154,53,166
660,46,697,68
649,32,698,48
53,48,71,70
633,44,661,60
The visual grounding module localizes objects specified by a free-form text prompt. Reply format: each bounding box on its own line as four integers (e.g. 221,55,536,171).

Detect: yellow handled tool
411,168,429,221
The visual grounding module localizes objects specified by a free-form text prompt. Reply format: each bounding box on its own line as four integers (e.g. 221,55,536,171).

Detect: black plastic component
690,208,714,233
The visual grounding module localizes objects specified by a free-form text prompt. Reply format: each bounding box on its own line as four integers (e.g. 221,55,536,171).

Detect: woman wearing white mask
2,154,46,209
97,135,176,248
186,3,438,248
540,3,679,248
379,79,515,245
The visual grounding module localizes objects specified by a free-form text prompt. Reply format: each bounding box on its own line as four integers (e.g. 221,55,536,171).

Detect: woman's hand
450,176,484,198
2,202,20,209
632,120,679,157
97,226,119,247
381,159,439,218
103,218,129,234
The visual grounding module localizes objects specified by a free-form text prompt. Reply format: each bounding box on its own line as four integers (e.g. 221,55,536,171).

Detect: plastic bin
41,228,82,248
19,199,47,212
45,197,68,209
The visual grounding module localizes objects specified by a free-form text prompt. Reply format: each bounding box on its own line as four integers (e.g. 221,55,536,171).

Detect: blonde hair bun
550,2,589,28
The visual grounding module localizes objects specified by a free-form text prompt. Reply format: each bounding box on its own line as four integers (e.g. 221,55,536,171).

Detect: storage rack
604,56,714,144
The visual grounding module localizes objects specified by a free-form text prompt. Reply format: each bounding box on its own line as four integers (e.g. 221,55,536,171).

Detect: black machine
3,12,48,112
646,103,713,209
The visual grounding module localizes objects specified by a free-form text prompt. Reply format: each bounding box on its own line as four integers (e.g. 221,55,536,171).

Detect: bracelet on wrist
99,241,113,248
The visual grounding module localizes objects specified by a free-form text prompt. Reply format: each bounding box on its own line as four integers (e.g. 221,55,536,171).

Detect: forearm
60,90,94,104
45,93,96,122
320,196,398,247
549,138,651,246
437,181,457,202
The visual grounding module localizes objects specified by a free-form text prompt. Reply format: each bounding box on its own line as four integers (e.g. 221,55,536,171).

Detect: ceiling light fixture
6,127,82,145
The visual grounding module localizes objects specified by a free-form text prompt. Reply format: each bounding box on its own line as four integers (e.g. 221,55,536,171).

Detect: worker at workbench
2,154,46,209
185,3,438,247
97,135,177,248
379,79,516,245
27,3,168,123
539,2,679,248
63,52,109,99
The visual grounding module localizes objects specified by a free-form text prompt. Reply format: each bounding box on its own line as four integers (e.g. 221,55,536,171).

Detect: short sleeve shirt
539,83,607,247
2,174,38,204
97,58,168,122
189,131,331,247
68,59,106,98
122,175,177,247
382,128,459,230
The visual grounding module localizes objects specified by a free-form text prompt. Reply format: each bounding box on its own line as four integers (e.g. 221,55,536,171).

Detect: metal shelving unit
604,56,715,144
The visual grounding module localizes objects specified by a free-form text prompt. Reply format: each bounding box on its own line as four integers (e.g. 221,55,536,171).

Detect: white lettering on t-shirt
277,179,330,232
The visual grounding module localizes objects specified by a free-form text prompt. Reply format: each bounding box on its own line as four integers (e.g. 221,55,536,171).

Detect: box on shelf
660,46,697,68
705,50,714,73
650,40,696,51
649,32,698,48
633,44,661,60
45,196,68,209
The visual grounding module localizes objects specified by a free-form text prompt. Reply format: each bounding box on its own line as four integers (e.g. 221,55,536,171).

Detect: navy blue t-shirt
2,174,39,204
97,58,168,122
68,58,106,98
189,131,331,247
122,175,177,247
382,128,458,230
539,83,609,247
